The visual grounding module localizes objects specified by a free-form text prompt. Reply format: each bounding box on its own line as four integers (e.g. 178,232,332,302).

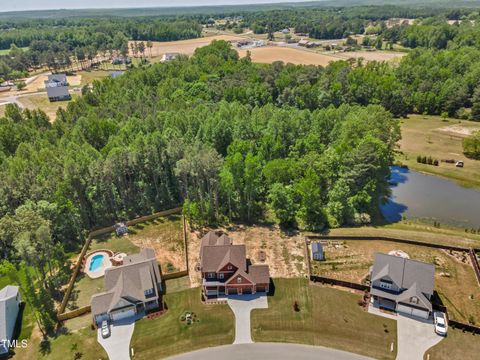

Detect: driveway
227,294,268,344
168,343,373,360
368,305,443,360
97,318,135,360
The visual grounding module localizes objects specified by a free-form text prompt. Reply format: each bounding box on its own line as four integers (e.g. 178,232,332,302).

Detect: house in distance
44,74,71,102
311,242,325,261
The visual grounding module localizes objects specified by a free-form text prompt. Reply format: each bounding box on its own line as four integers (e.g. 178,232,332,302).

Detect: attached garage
111,307,136,322
397,304,429,319
226,287,237,295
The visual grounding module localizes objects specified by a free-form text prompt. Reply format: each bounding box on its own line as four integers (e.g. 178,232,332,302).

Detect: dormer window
411,296,419,304
379,279,392,290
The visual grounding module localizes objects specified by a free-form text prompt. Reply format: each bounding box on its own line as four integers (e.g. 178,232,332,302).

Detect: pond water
380,166,480,228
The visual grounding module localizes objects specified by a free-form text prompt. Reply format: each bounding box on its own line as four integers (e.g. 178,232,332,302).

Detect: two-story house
370,253,435,319
91,248,162,326
200,231,270,297
0,285,21,355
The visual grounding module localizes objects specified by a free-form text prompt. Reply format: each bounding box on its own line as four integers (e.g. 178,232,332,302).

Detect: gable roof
201,244,246,273
396,282,433,311
248,264,270,284
225,268,253,285
91,248,161,317
371,253,435,296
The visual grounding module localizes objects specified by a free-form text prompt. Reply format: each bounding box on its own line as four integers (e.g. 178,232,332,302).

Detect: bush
421,156,427,164
416,155,422,163
463,131,480,159
433,159,439,166
427,156,433,165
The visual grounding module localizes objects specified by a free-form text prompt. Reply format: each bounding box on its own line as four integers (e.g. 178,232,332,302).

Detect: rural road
168,343,373,360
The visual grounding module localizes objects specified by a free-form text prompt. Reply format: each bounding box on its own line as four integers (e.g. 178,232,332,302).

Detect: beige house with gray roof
370,253,435,319
91,248,162,325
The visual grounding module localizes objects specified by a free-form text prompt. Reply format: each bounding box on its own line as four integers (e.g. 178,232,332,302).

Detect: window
379,280,392,290
227,265,232,270
237,276,242,283
208,273,215,279
144,288,154,297
410,296,419,304
219,273,224,279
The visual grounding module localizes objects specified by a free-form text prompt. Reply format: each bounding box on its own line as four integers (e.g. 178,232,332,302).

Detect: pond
380,166,480,228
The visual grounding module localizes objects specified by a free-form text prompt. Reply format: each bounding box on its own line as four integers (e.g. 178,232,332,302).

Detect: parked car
434,311,447,336
101,320,111,338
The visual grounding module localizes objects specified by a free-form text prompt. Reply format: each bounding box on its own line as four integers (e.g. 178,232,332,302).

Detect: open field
79,70,110,86
188,224,307,287
310,239,480,323
424,327,480,360
252,278,397,359
328,50,406,62
238,46,338,66
397,114,480,188
129,34,244,57
17,93,79,120
130,287,234,359
22,73,81,93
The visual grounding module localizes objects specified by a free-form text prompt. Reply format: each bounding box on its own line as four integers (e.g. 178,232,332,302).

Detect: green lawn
424,327,480,360
252,278,397,360
130,287,235,359
89,233,140,254
165,276,191,294
66,274,104,310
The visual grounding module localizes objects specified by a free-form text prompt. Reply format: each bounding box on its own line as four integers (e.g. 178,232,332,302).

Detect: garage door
227,287,237,295
111,308,135,322
397,304,429,319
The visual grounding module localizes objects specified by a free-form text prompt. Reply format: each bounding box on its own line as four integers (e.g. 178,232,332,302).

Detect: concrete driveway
368,305,443,360
227,294,268,344
168,343,373,360
97,318,135,360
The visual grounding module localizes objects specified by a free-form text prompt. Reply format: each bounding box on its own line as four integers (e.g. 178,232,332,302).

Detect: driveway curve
168,343,373,360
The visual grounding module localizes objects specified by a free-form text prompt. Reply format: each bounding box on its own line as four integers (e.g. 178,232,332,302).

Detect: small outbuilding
114,222,128,236
312,242,324,261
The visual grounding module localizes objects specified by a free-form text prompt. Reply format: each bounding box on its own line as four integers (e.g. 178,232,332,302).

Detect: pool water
89,254,105,272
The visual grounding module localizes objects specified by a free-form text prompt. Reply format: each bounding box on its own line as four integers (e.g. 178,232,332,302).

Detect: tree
463,131,480,159
471,86,480,121
268,183,297,226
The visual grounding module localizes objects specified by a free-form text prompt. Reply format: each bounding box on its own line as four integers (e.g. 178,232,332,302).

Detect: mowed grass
397,114,480,188
165,276,191,294
18,93,79,121
79,70,111,86
130,287,235,359
66,274,104,310
310,240,480,323
424,327,480,360
252,278,397,359
89,232,140,254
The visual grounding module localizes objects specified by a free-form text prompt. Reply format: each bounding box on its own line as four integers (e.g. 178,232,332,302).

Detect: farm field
397,114,480,188
310,239,480,324
251,278,397,359
237,46,338,66
327,50,406,62
188,224,307,287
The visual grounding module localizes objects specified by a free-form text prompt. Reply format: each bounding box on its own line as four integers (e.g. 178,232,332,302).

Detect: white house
0,285,21,355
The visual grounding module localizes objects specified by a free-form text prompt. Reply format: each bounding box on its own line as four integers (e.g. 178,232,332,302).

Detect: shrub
433,159,439,166
463,131,480,160
416,155,422,163
421,156,427,164
427,156,433,165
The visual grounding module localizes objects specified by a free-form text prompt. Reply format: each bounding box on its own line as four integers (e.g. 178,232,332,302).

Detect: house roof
248,264,270,284
0,286,19,346
312,242,323,254
201,244,246,273
225,268,253,284
371,253,435,309
91,248,161,317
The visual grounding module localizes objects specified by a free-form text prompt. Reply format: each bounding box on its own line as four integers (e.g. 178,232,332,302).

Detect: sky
0,0,312,13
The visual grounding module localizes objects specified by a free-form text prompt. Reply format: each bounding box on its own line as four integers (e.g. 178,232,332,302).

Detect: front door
238,287,242,295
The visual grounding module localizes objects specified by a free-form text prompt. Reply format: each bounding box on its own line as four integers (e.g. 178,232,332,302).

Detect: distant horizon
0,0,317,13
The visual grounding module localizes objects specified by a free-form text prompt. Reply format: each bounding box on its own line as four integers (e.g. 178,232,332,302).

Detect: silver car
101,320,111,338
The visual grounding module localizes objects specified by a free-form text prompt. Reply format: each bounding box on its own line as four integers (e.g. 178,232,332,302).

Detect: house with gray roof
91,248,162,326
44,73,71,102
370,253,435,319
312,242,324,261
0,285,21,355
200,231,270,297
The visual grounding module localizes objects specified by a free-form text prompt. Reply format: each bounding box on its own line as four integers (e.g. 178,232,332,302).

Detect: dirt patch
188,224,307,287
437,124,477,137
238,46,338,66
329,50,406,62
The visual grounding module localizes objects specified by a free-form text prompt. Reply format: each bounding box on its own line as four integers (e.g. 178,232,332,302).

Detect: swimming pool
89,254,105,272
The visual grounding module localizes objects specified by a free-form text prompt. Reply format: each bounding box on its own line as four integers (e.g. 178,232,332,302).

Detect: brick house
200,231,270,297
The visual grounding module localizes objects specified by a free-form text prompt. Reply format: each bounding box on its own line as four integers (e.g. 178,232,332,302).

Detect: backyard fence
57,206,183,319
58,306,91,321
163,270,189,280
468,248,480,285
449,320,480,334
306,235,477,252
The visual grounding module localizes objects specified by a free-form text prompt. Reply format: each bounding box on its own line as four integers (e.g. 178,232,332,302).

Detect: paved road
97,318,135,360
227,294,268,344
168,343,373,360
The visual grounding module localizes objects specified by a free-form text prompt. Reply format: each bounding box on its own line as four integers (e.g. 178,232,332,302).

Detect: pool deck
84,250,113,279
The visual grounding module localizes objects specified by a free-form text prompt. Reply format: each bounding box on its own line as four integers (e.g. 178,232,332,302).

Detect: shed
312,242,324,261
114,222,128,236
